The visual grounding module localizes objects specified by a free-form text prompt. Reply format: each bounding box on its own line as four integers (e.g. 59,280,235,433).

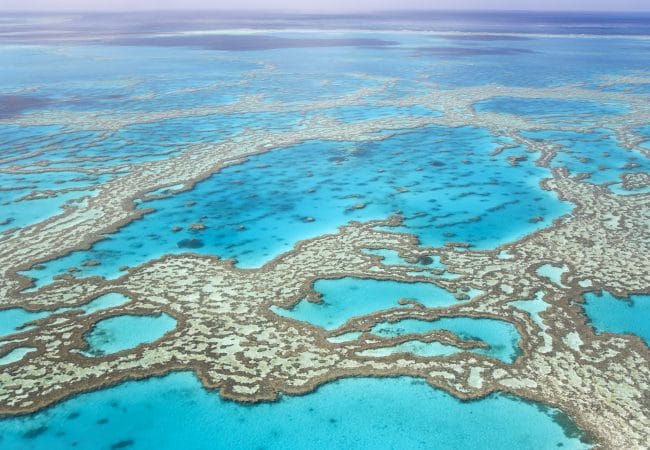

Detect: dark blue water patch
177,238,204,249
582,291,650,345
363,11,650,36
437,34,533,41
112,35,399,52
0,95,52,119
403,36,650,88
0,372,592,449
4,21,650,99
0,94,121,117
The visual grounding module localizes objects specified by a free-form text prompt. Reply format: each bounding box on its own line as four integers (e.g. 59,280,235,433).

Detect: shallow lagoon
272,277,464,330
0,347,37,366
0,293,130,339
583,291,650,345
369,317,521,363
24,125,570,286
0,372,591,450
0,308,50,338
80,313,177,356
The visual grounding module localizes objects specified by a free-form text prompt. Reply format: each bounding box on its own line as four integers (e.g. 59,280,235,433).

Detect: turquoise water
23,127,570,286
536,264,568,287
511,292,550,329
369,317,521,363
0,293,130,339
0,189,98,234
522,129,648,185
0,308,50,338
0,347,36,366
475,97,628,127
0,131,119,233
0,372,591,450
638,126,650,149
272,277,465,330
360,340,465,358
582,292,650,345
80,313,177,356
2,12,648,448
80,293,130,315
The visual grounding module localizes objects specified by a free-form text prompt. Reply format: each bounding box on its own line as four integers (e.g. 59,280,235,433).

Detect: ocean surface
1,10,648,449
0,373,590,450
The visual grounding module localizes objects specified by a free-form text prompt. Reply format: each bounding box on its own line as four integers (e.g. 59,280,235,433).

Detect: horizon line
4,8,650,14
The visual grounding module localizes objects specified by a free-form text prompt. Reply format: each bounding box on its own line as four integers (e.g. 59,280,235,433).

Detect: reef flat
0,11,649,449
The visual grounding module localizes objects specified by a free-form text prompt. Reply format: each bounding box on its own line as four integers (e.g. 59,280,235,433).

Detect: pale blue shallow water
0,309,49,338
370,317,521,363
80,313,177,356
0,372,591,450
511,292,550,330
0,189,99,233
0,293,130,339
474,97,628,126
273,278,516,361
272,277,467,330
0,347,37,366
80,293,130,315
582,292,650,345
